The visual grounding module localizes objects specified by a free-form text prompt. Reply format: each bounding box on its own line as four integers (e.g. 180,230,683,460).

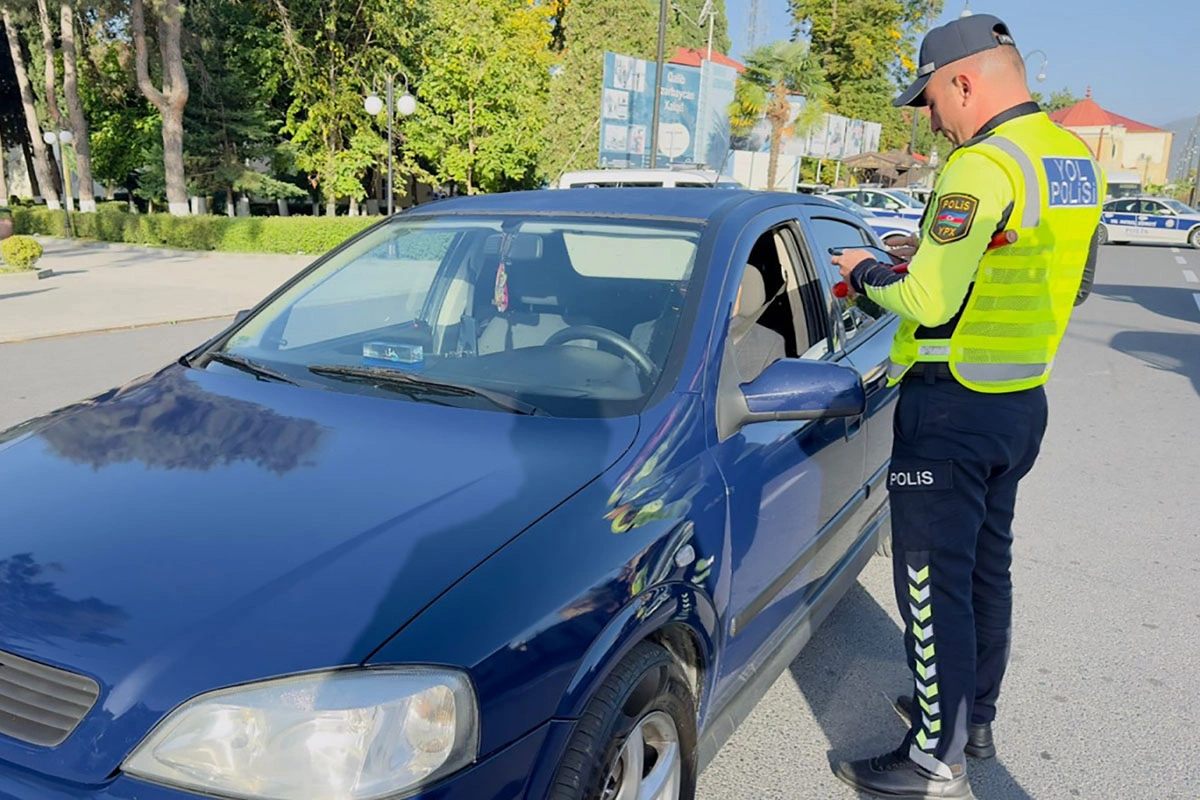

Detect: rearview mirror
734,359,865,429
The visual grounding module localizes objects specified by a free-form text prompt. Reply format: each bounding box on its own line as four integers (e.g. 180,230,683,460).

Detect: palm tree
729,41,828,191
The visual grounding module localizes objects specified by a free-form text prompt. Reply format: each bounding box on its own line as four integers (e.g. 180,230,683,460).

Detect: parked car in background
826,187,924,221
0,189,899,800
825,194,920,246
1099,196,1200,248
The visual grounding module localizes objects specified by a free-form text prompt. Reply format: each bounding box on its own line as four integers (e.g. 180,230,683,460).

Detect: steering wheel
544,325,659,382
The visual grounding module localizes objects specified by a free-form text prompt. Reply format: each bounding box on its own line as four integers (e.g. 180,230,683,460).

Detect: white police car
1099,196,1200,248
826,187,925,221
825,194,920,245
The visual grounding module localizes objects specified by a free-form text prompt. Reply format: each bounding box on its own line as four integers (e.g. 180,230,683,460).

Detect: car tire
548,641,698,800
1096,224,1109,246
1189,227,1200,250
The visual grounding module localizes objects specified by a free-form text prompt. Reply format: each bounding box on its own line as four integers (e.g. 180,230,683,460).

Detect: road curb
0,314,234,345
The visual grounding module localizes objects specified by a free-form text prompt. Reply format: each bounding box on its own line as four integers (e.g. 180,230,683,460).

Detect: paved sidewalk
0,238,313,342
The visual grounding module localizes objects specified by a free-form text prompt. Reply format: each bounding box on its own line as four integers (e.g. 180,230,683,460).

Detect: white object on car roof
554,168,745,190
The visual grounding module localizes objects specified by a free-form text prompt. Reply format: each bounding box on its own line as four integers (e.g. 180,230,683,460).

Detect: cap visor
893,74,931,108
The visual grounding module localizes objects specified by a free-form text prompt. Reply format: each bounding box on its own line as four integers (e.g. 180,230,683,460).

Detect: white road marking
1184,270,1199,284
1176,255,1188,265
1171,247,1181,254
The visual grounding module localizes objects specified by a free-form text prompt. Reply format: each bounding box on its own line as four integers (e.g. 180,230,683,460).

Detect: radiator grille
0,649,99,747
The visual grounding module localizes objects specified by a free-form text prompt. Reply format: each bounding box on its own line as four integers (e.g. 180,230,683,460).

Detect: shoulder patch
929,193,979,244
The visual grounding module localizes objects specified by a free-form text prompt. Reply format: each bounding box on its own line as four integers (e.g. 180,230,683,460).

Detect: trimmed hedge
1,235,44,270
12,206,377,255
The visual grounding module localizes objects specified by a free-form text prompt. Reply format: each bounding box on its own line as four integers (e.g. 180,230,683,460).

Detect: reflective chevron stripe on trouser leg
906,560,953,780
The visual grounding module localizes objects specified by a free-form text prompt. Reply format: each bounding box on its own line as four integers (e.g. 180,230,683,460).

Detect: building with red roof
666,47,745,72
1048,88,1173,187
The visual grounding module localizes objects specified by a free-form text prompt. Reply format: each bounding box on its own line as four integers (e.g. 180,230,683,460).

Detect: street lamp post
1023,49,1049,83
649,0,669,168
364,74,417,216
43,129,74,236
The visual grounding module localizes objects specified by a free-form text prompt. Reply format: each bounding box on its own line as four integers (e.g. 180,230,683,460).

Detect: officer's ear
949,71,974,105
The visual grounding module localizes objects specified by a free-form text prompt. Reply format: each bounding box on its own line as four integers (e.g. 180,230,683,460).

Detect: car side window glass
1143,201,1168,216
802,215,887,350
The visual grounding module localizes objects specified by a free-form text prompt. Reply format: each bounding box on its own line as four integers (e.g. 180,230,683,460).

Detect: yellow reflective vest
864,106,1105,393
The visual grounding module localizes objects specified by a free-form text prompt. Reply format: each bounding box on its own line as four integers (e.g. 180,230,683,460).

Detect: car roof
401,188,829,222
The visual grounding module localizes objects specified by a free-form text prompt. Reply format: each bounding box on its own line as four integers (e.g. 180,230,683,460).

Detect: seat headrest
736,266,767,320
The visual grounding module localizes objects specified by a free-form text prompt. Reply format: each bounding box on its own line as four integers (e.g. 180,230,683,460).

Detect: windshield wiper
205,352,299,385
307,364,546,416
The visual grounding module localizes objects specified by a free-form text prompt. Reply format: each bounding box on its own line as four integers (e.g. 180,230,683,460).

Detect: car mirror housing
733,359,865,430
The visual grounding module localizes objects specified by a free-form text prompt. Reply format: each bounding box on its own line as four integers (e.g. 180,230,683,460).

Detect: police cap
894,13,1018,108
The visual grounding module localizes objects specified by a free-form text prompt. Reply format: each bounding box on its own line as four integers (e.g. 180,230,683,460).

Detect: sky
726,0,1200,127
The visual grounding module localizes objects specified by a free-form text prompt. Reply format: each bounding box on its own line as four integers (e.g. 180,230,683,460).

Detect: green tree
271,0,417,214
183,0,303,213
791,0,942,155
405,0,553,194
131,0,190,215
76,28,160,203
729,41,827,190
669,0,731,57
1032,86,1079,114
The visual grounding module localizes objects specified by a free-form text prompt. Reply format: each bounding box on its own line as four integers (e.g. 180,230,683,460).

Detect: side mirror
735,359,865,429
234,309,251,324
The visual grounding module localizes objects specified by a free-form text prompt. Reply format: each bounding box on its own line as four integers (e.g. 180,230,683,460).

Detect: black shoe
893,695,997,760
834,748,974,799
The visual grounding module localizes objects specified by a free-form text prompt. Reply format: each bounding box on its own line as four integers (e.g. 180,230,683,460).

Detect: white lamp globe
59,130,74,143
43,131,56,144
364,94,385,116
396,93,417,117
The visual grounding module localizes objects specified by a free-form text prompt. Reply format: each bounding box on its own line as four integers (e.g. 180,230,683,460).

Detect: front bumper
0,721,560,800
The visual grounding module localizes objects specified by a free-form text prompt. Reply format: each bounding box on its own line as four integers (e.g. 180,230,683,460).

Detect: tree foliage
729,41,827,189
271,0,417,212
1032,86,1080,114
791,0,943,154
405,0,554,194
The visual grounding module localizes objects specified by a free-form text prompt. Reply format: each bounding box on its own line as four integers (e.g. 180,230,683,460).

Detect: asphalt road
1,244,1198,799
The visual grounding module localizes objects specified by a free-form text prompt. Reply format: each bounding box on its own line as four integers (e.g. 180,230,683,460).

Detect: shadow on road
1110,329,1200,399
1091,283,1200,327
788,581,1036,799
0,287,56,302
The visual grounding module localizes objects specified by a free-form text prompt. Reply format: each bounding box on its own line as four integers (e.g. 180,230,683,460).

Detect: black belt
904,362,957,383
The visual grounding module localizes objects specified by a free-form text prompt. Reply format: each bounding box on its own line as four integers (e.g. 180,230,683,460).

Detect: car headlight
123,668,478,800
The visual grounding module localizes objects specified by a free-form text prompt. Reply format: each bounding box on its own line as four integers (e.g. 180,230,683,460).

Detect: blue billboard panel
600,52,701,168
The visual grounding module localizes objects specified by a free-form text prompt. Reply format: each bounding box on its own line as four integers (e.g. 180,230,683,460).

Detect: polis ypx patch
1043,157,1099,207
929,193,979,244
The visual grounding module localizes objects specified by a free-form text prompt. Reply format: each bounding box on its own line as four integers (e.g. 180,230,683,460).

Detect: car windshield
208,215,704,418
1162,199,1194,214
883,190,923,208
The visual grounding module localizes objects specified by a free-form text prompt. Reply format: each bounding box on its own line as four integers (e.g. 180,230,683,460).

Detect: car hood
0,364,637,784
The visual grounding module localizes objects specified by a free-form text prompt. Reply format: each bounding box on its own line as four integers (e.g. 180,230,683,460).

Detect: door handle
846,415,865,439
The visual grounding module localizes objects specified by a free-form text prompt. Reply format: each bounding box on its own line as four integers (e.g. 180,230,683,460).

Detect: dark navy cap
894,13,1018,107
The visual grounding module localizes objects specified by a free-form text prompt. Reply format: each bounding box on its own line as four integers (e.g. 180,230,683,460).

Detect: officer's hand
885,233,920,261
832,249,875,283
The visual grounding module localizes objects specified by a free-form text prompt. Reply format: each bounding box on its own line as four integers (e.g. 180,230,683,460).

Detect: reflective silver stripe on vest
955,363,1047,382
887,359,909,380
984,136,1041,229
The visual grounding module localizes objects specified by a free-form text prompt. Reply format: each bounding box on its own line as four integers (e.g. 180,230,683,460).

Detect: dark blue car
0,189,900,800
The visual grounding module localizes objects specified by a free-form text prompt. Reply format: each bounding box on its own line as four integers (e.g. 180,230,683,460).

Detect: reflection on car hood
0,364,637,784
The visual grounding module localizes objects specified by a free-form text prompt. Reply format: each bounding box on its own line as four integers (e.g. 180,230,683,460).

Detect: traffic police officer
829,13,1104,799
